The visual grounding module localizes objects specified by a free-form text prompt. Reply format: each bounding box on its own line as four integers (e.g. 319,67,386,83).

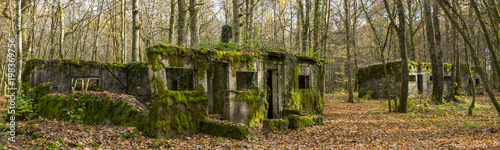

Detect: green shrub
200,120,249,140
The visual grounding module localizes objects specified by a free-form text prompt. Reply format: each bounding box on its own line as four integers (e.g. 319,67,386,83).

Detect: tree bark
131,0,140,61
383,0,409,113
396,0,409,113
17,0,23,94
177,0,186,47
298,0,304,52
189,0,198,47
312,0,321,56
93,0,102,61
433,0,444,104
232,0,240,44
168,0,176,44
345,0,353,103
424,0,441,104
121,0,127,63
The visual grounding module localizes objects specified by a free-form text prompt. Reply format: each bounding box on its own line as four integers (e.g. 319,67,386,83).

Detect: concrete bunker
22,44,325,139
357,61,484,99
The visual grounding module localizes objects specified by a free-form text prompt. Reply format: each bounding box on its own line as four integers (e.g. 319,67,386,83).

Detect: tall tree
384,0,409,113
312,0,321,56
92,0,102,61
438,0,500,115
121,0,127,62
433,0,445,104
345,0,353,103
58,0,64,59
177,0,187,47
131,0,140,61
17,0,23,93
168,0,176,44
189,0,198,47
232,0,241,44
298,0,304,52
424,0,442,104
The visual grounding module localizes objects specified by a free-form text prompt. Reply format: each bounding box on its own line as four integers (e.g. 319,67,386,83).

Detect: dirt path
1,94,499,149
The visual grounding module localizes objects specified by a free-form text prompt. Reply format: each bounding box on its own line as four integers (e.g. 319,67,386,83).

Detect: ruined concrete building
357,61,484,99
23,44,325,138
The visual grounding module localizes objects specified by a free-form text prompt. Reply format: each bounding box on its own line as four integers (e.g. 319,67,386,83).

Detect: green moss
262,119,289,133
37,93,144,126
232,89,268,126
167,56,184,68
151,76,165,95
284,64,301,111
22,59,43,82
32,82,53,100
140,85,208,138
200,120,249,140
287,115,314,130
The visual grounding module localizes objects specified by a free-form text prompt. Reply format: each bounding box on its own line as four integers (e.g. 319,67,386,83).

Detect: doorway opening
418,75,423,94
266,70,274,119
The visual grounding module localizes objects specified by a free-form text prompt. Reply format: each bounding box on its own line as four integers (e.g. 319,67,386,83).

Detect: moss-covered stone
37,92,146,126
262,119,289,133
287,115,315,130
232,89,267,126
200,120,249,140
32,82,53,101
138,85,208,138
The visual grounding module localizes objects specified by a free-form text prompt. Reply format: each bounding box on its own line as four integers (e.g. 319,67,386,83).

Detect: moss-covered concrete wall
282,55,324,116
37,91,147,126
144,44,210,138
25,44,325,138
136,87,208,138
356,61,480,99
23,59,151,103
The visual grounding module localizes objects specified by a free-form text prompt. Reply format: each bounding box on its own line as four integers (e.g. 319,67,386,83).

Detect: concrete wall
23,60,151,103
358,63,483,99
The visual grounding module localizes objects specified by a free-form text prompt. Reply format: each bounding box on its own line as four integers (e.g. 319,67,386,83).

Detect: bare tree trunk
425,0,441,104
93,1,102,61
168,0,176,44
49,0,56,59
177,0,186,47
407,0,417,61
305,1,311,51
189,0,198,47
433,0,444,104
312,0,321,56
466,40,477,115
58,0,64,59
121,0,127,63
232,0,240,44
17,0,23,94
297,0,303,52
345,0,353,103
384,0,408,113
131,0,140,61
396,0,408,113
322,0,330,58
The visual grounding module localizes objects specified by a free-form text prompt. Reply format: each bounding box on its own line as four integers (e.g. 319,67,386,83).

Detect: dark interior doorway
266,70,274,119
418,75,423,94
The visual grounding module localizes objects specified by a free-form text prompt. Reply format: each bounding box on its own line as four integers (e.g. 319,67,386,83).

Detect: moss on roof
146,43,325,64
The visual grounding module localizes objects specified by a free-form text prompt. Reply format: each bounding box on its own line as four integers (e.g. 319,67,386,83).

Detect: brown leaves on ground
1,92,500,149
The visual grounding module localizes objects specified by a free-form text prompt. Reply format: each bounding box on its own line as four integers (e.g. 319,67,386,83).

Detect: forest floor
1,92,500,149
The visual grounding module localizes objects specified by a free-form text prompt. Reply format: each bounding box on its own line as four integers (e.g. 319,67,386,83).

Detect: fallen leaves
1,92,500,149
